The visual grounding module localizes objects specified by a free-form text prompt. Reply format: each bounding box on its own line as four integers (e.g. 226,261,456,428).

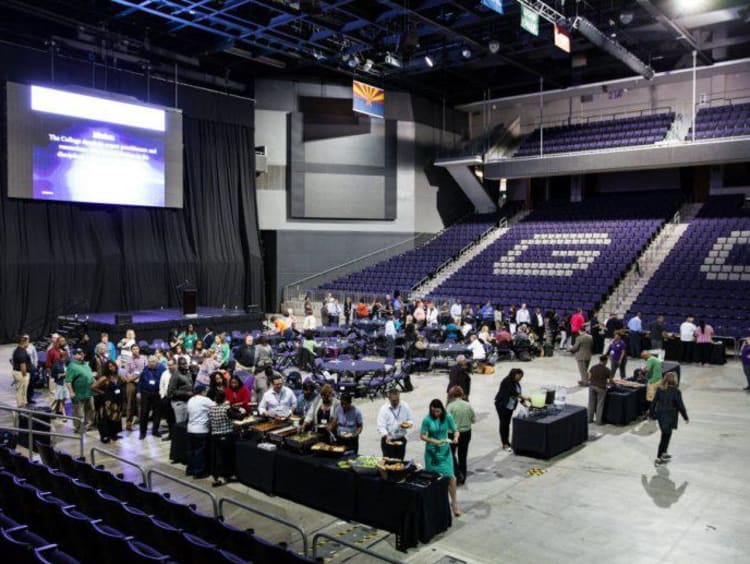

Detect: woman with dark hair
421,398,460,516
225,373,251,412
650,372,689,466
494,368,529,452
209,390,236,486
343,297,353,326
694,320,715,366
191,339,205,364
207,371,226,402
92,360,124,443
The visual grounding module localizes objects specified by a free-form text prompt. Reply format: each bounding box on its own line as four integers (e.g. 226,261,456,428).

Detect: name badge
114,389,121,395
149,380,156,386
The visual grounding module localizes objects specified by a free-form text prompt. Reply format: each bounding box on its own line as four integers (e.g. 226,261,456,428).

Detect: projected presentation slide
6,82,183,208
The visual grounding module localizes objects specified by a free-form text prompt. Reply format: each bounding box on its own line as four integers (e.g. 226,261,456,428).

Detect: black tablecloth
604,386,646,425
234,440,451,550
234,441,276,494
169,422,189,464
664,340,725,364
512,405,588,459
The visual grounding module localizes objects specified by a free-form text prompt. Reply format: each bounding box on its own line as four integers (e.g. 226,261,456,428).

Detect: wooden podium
182,289,197,317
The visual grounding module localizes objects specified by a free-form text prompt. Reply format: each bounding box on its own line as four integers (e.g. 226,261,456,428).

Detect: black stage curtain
0,116,264,342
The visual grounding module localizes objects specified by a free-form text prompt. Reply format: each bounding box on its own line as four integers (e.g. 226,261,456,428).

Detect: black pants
628,334,642,358
657,430,672,458
381,436,407,460
496,405,513,446
696,342,712,364
210,434,236,480
450,430,472,483
611,358,627,379
338,435,359,455
138,391,160,437
680,341,695,363
157,397,175,435
187,433,209,477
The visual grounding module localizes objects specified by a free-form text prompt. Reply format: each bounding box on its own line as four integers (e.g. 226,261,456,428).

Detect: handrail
0,403,84,459
282,235,429,303
146,468,219,517
525,105,674,133
90,447,147,485
219,498,309,557
312,531,400,564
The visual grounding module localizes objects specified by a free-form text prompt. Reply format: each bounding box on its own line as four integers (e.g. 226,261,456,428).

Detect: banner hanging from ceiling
481,0,504,15
352,80,385,119
520,5,539,36
554,24,571,53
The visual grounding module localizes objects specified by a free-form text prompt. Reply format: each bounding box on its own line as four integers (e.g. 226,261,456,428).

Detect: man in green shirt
641,351,663,406
446,386,476,485
64,348,96,433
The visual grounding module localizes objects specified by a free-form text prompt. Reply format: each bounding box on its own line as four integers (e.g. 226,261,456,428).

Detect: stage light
461,47,472,59
384,52,402,67
425,55,434,67
362,58,373,71
619,12,633,25
488,40,500,54
347,55,359,68
674,0,707,13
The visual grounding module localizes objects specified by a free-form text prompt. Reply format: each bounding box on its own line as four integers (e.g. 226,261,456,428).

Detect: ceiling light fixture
425,55,434,67
488,40,500,54
384,52,402,67
461,47,472,59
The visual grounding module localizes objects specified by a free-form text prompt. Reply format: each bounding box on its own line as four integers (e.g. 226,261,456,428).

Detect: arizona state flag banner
352,80,385,118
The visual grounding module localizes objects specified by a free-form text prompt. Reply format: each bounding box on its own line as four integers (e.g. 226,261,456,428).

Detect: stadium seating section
320,213,498,296
628,195,750,338
427,193,683,314
515,112,675,157
0,443,311,564
687,102,750,140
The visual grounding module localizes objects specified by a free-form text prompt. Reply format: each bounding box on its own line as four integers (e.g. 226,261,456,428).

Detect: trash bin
17,406,52,452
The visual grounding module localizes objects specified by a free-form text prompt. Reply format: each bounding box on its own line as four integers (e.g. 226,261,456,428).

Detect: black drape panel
0,115,263,342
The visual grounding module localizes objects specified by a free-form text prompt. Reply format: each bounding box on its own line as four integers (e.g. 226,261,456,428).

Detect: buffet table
604,385,647,425
664,339,725,365
512,405,588,459
234,440,451,550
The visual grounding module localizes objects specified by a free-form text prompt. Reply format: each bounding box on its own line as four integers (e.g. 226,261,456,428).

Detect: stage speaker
115,314,133,326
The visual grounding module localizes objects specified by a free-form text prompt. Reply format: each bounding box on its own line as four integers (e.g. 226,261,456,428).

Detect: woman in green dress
421,398,461,516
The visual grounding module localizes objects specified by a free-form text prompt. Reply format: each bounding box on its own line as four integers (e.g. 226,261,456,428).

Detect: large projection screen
6,82,183,208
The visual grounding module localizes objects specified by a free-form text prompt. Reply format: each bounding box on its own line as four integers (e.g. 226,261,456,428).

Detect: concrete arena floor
1,343,748,564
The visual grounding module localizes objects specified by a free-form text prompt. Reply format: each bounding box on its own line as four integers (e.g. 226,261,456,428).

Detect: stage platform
59,306,265,342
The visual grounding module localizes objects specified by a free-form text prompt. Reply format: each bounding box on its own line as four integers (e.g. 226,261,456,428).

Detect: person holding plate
330,393,363,454
420,398,460,516
377,388,414,459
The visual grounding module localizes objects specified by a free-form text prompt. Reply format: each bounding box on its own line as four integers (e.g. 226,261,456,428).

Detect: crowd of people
9,293,742,513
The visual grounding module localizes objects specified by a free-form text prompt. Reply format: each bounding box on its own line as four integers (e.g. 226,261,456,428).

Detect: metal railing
90,446,147,484
219,498,309,557
281,233,434,303
0,403,84,459
526,105,674,133
312,532,400,564
146,468,219,517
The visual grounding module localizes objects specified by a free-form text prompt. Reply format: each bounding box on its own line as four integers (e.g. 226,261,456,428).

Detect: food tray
252,421,287,433
310,442,347,458
377,459,416,482
284,432,320,452
232,415,260,427
349,456,380,475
